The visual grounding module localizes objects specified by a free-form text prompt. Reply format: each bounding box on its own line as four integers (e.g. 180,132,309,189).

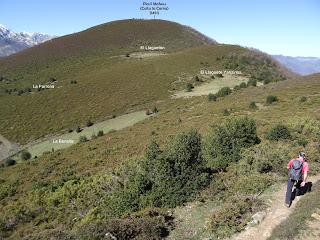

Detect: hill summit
0,19,216,66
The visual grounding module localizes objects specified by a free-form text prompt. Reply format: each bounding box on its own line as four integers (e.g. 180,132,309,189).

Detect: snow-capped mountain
0,24,54,57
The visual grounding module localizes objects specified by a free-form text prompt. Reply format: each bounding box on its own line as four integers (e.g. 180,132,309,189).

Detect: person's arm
287,159,294,169
301,162,309,187
301,172,307,186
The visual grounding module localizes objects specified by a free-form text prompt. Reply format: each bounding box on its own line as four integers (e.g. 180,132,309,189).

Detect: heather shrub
79,136,88,143
186,83,194,92
266,95,278,104
208,93,217,101
247,78,257,87
239,82,247,88
216,87,232,97
20,150,32,160
249,101,257,109
267,124,292,141
97,130,104,137
86,120,94,127
4,158,17,166
223,108,230,116
237,142,291,175
299,96,307,102
210,197,262,238
203,117,260,171
289,117,320,141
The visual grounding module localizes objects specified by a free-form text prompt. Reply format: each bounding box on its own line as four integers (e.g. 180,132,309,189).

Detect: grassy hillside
0,19,215,69
0,44,237,144
0,44,292,144
0,73,319,239
0,19,294,145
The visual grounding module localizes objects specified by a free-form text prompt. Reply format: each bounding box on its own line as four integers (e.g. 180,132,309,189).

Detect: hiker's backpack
289,159,303,181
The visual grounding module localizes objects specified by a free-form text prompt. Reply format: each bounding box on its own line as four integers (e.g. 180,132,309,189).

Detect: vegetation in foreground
1,112,319,239
0,73,320,239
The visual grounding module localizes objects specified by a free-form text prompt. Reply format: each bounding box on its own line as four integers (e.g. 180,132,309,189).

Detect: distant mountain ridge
272,55,320,75
0,24,53,57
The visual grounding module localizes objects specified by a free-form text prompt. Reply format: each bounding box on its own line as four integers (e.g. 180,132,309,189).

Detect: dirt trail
231,175,320,240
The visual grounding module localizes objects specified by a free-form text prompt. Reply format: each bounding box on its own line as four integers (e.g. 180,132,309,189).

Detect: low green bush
239,82,247,88
75,126,81,133
216,87,232,98
0,181,19,201
299,96,307,102
86,120,94,127
232,173,273,195
77,209,173,240
304,143,320,175
208,93,217,101
208,167,273,199
267,124,292,141
102,130,210,218
49,77,57,82
186,83,194,92
266,95,278,104
249,101,257,109
238,141,291,175
145,109,152,115
152,106,159,113
194,75,201,82
20,150,31,160
289,117,320,141
297,138,308,147
263,79,271,85
79,136,88,143
97,130,104,137
21,228,74,240
91,133,97,140
223,109,230,116
247,79,257,87
203,117,260,171
211,197,261,238
233,85,241,91
142,129,210,208
17,89,24,96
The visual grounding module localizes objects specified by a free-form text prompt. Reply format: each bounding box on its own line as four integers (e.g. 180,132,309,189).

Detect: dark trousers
285,178,302,205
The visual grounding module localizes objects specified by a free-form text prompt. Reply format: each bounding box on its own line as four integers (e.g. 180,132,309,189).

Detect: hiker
285,152,309,207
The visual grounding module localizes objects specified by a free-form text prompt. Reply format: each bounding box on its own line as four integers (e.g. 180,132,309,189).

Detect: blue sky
0,0,319,57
